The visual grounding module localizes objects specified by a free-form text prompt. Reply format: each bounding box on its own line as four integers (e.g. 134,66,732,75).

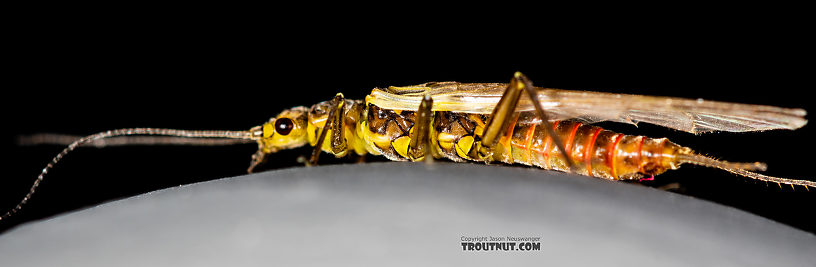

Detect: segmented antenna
677,153,816,188
1,128,255,221
17,133,255,147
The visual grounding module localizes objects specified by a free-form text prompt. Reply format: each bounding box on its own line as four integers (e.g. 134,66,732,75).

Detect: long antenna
1,128,255,221
17,133,255,147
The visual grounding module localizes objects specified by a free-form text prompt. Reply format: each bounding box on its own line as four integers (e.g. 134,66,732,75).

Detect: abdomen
500,113,683,180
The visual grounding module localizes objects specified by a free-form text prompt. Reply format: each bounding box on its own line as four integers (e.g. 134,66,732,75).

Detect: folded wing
366,82,807,134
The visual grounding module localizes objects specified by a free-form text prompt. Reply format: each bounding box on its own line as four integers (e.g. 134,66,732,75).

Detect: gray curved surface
0,162,814,266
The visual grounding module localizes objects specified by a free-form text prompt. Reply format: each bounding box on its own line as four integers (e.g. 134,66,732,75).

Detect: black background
2,12,814,234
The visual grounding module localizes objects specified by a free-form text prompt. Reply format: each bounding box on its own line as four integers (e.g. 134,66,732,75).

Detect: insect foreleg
247,148,267,173
308,93,346,166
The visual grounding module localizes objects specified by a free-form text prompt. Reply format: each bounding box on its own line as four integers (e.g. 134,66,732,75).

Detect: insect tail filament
676,153,816,188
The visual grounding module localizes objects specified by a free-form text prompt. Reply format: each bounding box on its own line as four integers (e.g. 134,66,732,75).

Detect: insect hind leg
469,72,576,171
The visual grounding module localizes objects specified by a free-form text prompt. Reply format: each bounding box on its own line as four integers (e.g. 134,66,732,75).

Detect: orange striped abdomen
504,118,684,180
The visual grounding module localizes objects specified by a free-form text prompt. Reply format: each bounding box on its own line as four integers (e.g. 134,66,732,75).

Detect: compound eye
274,118,294,135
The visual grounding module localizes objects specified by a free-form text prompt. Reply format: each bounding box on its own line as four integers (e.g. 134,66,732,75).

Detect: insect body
304,103,684,180
256,84,799,183
2,72,813,220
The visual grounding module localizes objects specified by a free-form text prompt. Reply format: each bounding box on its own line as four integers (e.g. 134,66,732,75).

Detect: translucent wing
366,82,807,134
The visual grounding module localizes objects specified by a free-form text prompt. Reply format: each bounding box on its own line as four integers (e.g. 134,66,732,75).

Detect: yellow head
251,106,310,153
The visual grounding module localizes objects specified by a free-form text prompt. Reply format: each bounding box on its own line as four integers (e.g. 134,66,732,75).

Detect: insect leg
516,72,577,172
308,93,347,166
406,94,434,161
247,148,267,173
471,72,575,171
